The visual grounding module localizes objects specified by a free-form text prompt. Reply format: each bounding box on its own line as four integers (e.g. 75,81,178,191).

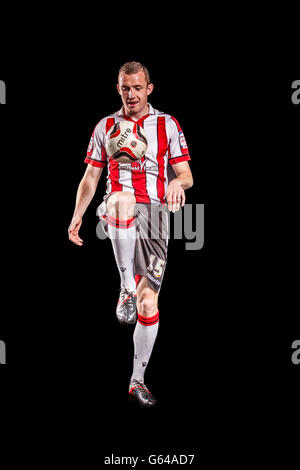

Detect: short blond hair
118,61,150,86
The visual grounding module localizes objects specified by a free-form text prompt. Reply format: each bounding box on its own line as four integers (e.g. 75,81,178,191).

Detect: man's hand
68,165,103,246
68,215,83,246
166,179,186,213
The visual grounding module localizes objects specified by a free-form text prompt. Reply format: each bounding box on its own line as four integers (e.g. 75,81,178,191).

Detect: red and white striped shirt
85,104,191,204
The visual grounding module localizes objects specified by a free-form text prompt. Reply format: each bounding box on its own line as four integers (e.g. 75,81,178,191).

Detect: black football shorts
99,197,168,293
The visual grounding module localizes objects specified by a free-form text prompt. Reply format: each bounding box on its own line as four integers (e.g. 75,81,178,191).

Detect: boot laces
120,287,136,307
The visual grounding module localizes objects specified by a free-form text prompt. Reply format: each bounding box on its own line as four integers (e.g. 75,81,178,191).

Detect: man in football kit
68,62,193,407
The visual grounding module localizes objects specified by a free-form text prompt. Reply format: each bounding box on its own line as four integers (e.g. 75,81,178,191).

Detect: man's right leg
106,191,137,325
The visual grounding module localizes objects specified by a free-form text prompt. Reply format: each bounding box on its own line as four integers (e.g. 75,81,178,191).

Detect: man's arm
68,165,104,245
166,161,193,213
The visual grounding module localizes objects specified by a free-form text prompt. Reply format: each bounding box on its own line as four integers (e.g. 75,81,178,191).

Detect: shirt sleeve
167,116,191,166
84,119,107,168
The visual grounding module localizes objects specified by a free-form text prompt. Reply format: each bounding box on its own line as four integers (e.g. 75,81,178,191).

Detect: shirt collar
117,103,155,117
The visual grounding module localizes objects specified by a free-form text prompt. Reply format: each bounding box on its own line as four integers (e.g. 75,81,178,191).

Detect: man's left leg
129,276,159,407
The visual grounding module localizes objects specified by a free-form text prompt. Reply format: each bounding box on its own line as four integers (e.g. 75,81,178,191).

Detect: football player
68,62,193,407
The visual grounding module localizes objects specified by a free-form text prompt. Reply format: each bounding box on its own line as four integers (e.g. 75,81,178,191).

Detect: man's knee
107,191,136,219
137,291,158,317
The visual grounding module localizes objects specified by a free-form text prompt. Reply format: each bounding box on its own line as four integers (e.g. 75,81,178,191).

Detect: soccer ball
105,120,148,164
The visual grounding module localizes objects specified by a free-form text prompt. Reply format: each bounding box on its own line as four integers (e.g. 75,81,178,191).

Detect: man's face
117,71,153,117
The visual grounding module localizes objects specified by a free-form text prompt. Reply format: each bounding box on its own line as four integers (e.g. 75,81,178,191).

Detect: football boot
129,379,157,407
116,288,137,325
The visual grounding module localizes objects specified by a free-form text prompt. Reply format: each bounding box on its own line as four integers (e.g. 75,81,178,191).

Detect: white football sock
107,215,137,292
130,311,159,385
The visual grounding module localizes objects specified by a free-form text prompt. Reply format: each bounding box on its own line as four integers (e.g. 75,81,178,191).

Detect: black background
0,30,299,466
